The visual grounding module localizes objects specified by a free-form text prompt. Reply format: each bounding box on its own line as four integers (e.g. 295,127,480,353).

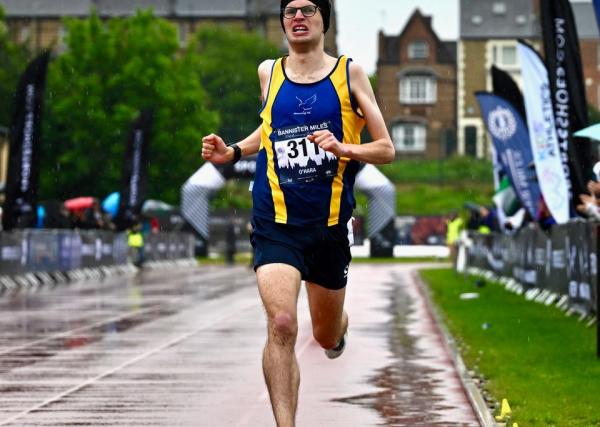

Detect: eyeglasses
282,5,319,19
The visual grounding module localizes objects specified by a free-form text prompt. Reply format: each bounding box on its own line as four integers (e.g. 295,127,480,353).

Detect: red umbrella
64,197,95,211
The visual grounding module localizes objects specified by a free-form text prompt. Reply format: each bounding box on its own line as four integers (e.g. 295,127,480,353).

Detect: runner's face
282,0,323,43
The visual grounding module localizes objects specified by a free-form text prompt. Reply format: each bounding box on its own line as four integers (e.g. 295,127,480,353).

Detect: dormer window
408,41,429,59
492,2,507,15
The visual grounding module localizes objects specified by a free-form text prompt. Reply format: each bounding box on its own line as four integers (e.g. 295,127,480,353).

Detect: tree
40,11,219,203
189,25,280,143
0,6,30,128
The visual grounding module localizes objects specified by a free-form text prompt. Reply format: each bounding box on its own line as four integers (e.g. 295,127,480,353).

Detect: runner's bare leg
305,282,347,349
257,263,302,427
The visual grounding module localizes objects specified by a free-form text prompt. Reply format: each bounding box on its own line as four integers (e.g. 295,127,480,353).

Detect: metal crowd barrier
0,229,195,277
462,220,598,315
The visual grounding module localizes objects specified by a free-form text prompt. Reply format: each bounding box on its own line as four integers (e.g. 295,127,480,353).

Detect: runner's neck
284,52,337,84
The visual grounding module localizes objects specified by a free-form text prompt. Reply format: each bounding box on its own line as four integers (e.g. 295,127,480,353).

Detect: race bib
272,121,338,185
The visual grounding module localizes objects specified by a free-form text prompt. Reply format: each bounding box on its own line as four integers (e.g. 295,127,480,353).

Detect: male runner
201,1,394,425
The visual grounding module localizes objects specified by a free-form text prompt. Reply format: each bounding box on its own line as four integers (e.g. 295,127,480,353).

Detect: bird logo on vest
294,94,317,115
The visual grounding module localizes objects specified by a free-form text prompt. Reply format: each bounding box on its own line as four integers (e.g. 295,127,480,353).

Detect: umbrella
64,196,95,211
102,192,120,217
142,199,174,214
574,123,600,140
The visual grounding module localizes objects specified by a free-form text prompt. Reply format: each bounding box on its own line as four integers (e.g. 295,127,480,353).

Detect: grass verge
419,268,600,427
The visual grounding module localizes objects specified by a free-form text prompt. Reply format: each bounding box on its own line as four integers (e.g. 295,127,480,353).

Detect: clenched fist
201,134,231,164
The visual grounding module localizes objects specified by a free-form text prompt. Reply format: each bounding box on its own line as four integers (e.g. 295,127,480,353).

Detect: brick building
376,9,456,160
0,0,338,55
457,0,538,158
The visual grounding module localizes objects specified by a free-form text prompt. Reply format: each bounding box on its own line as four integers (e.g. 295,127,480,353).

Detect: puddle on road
334,278,475,427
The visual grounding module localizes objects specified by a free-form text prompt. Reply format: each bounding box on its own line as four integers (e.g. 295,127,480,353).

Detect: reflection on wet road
0,264,478,426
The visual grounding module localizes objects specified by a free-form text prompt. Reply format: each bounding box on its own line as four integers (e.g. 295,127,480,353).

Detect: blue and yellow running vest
254,55,365,227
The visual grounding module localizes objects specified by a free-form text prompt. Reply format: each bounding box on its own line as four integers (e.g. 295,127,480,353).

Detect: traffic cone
495,398,512,421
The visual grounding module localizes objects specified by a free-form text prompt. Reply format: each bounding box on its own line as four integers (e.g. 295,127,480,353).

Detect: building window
57,25,67,53
464,126,478,157
408,41,429,59
178,22,188,47
392,123,426,152
471,15,483,25
515,15,527,25
19,26,30,43
493,45,518,68
400,75,437,104
492,2,507,15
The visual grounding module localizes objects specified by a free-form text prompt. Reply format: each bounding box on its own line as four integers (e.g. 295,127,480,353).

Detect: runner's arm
309,62,395,164
345,62,394,164
201,60,273,163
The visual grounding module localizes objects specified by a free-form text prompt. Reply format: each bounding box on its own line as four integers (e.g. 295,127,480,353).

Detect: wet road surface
0,263,479,426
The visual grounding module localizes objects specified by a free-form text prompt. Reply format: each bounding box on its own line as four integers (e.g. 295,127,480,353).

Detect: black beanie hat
280,0,331,33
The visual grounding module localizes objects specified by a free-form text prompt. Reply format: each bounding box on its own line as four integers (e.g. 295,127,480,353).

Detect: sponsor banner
58,231,82,271
112,233,128,265
27,230,60,272
476,92,541,219
491,65,527,121
517,41,570,224
541,0,592,201
595,0,600,35
0,231,28,275
2,52,51,230
79,232,101,269
217,155,257,180
114,109,153,231
0,230,192,274
464,222,598,314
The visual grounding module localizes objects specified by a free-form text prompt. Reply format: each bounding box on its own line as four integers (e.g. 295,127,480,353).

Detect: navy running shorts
250,216,352,290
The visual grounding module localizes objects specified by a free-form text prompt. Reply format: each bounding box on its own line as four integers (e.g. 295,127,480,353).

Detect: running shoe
324,331,347,359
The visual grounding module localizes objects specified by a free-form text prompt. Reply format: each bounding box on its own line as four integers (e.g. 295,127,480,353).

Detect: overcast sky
336,0,459,74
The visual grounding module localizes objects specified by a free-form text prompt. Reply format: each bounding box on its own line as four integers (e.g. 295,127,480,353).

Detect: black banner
491,65,526,121
114,109,153,231
2,52,50,230
540,0,592,208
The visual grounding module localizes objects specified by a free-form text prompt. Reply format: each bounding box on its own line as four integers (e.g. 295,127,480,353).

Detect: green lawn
420,268,600,427
378,156,493,184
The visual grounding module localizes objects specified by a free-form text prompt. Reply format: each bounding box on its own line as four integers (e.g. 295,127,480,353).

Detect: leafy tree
0,6,30,128
189,25,280,143
40,11,219,203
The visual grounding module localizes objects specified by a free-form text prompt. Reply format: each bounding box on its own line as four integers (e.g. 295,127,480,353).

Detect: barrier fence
461,221,600,356
463,221,598,314
0,229,195,276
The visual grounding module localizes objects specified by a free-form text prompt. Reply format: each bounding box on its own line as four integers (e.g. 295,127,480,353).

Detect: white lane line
0,299,259,427
0,269,238,357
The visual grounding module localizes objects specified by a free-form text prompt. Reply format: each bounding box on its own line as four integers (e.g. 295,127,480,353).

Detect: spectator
446,211,464,264
80,199,105,229
465,203,498,233
127,222,144,267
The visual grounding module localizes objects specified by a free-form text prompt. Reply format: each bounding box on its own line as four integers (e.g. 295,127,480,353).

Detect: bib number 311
274,137,338,184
